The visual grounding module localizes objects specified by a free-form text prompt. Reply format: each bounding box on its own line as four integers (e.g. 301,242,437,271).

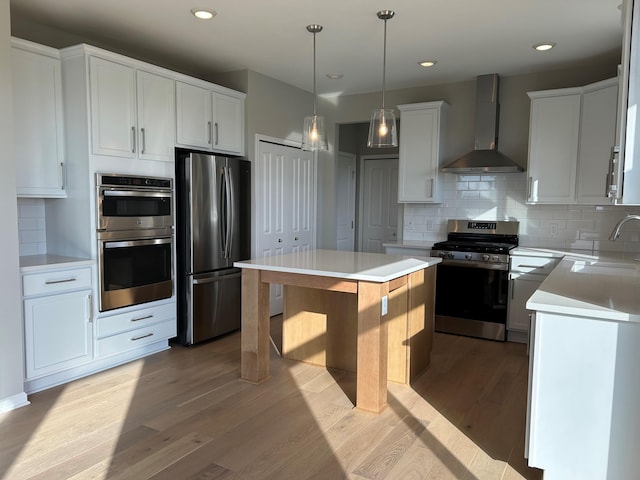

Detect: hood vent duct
441,74,524,174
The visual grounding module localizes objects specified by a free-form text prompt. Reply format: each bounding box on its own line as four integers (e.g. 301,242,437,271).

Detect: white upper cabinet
527,89,581,204
89,56,175,162
11,38,66,198
610,0,640,205
136,70,176,161
577,78,618,204
175,81,212,149
213,92,244,154
527,77,618,205
397,101,448,203
176,80,245,156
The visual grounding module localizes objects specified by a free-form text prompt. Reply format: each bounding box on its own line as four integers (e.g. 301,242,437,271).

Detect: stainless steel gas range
431,220,519,341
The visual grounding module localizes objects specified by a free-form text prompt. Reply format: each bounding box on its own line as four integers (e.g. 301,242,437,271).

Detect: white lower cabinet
22,265,94,379
507,255,560,341
95,302,176,358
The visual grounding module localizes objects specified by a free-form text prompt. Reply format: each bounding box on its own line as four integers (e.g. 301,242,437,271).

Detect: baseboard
0,392,30,414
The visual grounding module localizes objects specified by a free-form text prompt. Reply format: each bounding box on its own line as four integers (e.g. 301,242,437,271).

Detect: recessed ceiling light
533,42,556,52
326,73,344,80
418,60,437,67
191,7,216,20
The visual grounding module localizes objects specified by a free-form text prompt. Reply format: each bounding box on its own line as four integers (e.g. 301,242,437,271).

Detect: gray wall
0,0,27,411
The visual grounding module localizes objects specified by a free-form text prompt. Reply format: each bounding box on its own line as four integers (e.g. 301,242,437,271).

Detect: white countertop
20,254,94,273
527,257,640,322
234,249,441,282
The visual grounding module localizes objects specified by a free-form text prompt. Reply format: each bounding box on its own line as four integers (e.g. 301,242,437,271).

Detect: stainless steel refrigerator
175,149,250,345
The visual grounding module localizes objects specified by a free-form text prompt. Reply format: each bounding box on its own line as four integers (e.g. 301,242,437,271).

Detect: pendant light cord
313,30,317,116
382,17,387,110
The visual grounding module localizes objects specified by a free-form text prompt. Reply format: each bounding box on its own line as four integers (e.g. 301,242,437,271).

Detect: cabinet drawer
96,302,175,338
23,267,92,297
96,319,176,358
510,256,559,275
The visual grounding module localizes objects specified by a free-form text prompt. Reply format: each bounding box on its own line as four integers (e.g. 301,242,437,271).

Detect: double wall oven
431,220,519,341
96,173,174,312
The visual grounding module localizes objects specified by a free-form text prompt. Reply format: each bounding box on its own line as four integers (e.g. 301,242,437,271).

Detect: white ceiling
10,0,624,96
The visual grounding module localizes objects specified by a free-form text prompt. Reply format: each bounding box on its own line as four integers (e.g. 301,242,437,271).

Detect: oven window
102,195,171,217
435,264,508,323
103,241,171,291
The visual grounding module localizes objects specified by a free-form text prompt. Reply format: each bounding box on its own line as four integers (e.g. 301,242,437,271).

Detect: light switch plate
381,295,388,316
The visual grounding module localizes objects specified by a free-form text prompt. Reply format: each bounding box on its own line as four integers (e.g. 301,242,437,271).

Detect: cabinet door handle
517,265,544,269
45,277,77,285
207,121,212,144
528,177,539,202
87,294,93,323
141,128,146,154
511,279,514,300
278,238,283,243
130,314,153,322
131,333,154,341
294,236,299,241
214,122,219,145
60,162,66,190
131,126,136,153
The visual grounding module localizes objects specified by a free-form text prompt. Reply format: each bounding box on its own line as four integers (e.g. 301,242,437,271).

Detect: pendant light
367,10,398,148
302,24,327,151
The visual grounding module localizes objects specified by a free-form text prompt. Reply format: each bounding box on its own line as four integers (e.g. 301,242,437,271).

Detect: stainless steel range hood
441,74,524,174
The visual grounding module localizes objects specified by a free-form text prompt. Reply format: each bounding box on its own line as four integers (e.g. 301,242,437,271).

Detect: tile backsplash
403,173,640,254
17,198,47,256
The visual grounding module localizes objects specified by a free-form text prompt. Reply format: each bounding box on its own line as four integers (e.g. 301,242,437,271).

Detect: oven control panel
431,249,510,270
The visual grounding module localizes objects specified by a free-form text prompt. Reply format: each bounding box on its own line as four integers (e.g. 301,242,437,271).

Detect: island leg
240,268,271,383
356,280,389,413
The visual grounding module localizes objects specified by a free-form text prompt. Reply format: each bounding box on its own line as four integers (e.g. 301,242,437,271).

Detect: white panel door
360,157,399,253
256,139,316,315
336,152,356,251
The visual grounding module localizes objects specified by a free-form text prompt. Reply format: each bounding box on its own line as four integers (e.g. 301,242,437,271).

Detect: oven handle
439,259,508,271
103,236,173,249
101,190,172,198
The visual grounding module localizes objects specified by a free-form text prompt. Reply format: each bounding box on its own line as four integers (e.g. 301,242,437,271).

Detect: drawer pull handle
131,333,154,341
130,314,153,322
517,265,545,269
45,277,77,285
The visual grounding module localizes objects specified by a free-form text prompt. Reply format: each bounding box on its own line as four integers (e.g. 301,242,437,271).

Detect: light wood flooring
0,320,542,480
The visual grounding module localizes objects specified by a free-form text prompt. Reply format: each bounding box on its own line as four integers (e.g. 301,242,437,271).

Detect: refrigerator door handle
225,164,236,260
192,271,242,285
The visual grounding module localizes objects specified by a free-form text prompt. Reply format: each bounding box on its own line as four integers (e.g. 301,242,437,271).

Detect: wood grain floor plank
0,329,543,480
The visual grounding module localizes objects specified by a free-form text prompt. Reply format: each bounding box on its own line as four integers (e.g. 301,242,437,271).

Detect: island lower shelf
282,266,436,385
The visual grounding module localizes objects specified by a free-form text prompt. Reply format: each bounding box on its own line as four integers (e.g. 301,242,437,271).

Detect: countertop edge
20,255,95,273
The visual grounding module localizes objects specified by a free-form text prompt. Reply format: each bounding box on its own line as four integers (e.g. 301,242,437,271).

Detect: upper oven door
97,187,173,231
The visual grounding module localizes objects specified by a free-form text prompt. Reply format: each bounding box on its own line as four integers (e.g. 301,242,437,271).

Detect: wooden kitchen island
234,249,441,413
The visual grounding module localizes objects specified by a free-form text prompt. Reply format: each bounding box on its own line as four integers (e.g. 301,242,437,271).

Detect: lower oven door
435,262,508,341
98,233,173,311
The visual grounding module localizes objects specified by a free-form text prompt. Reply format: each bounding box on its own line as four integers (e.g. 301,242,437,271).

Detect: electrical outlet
550,223,558,237
381,295,388,316
426,220,433,231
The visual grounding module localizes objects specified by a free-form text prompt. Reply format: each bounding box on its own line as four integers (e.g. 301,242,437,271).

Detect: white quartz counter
234,249,441,283
527,257,640,322
20,254,94,273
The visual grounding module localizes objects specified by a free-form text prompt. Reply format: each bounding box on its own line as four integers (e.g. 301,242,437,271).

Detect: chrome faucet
609,215,640,241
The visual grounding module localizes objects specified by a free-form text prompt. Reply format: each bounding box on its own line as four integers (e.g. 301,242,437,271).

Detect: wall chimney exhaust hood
441,74,524,174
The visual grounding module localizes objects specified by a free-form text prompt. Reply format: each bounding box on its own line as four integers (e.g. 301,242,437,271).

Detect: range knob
464,253,472,260
447,252,455,259
491,255,501,262
482,254,490,261
438,251,447,258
